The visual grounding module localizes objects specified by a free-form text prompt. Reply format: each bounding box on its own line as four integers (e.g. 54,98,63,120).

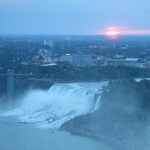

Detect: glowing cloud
102,26,150,36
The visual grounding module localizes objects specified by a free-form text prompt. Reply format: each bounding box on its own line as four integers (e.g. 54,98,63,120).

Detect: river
0,115,114,150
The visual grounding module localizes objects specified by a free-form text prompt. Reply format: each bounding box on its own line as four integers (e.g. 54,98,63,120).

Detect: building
125,58,140,61
106,59,126,67
72,54,92,66
61,38,70,47
41,63,57,67
121,46,128,50
97,58,146,68
44,39,53,47
61,54,72,63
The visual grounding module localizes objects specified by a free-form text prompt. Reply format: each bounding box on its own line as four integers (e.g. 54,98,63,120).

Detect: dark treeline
8,61,150,80
1,61,150,98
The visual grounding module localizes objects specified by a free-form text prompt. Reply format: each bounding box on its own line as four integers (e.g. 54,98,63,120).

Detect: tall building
61,38,70,47
44,39,53,47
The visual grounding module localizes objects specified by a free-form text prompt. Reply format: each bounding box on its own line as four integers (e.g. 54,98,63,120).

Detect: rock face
61,80,150,150
61,105,150,150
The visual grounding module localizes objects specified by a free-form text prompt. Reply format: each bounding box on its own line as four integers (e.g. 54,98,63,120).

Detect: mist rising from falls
3,82,107,129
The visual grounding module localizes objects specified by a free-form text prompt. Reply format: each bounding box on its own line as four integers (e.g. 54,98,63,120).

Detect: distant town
0,35,150,69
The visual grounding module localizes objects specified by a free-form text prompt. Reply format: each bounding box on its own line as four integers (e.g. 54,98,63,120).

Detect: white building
44,39,53,47
61,54,72,63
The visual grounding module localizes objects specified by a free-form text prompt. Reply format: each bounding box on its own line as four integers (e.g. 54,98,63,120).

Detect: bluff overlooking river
61,79,150,150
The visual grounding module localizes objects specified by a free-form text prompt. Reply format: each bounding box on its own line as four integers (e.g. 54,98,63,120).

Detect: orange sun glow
102,26,150,37
106,30,118,36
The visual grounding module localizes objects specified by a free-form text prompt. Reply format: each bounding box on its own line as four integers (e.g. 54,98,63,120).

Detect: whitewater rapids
3,82,108,129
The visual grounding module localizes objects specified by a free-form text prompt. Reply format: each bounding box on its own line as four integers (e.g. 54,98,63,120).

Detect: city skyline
0,0,150,35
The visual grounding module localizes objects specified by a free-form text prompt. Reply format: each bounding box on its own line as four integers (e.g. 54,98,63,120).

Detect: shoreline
0,115,115,150
68,130,130,150
60,126,131,150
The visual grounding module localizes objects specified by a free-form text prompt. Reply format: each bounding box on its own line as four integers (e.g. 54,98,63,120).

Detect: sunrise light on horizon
102,26,150,36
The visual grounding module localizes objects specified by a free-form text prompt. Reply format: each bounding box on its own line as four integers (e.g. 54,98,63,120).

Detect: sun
102,26,150,37
106,30,118,36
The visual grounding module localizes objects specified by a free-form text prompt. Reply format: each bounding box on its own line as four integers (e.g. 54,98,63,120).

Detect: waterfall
3,82,108,129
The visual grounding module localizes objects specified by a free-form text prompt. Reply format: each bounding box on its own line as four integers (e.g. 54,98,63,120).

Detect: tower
44,39,53,47
0,70,34,100
7,70,14,100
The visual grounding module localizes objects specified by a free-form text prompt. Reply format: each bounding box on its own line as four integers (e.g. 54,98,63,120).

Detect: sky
0,0,150,35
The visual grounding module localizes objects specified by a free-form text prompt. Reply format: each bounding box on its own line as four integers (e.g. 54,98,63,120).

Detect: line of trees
15,61,150,81
1,61,150,99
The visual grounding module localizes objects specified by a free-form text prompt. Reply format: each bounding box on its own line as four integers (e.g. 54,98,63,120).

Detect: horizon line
1,34,150,36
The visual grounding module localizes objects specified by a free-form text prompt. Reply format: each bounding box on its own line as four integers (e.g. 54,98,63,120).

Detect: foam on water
3,82,107,129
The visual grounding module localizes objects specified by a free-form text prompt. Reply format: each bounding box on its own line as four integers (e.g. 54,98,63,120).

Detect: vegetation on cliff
61,79,150,150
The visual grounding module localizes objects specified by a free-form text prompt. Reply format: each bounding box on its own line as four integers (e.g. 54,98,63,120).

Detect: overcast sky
0,0,150,35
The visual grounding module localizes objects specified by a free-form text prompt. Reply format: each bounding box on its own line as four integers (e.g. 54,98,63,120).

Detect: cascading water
3,82,108,129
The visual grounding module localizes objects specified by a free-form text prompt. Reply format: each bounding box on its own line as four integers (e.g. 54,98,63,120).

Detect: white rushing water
3,82,108,129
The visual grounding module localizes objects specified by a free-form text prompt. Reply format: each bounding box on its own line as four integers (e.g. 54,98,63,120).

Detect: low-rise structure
61,54,72,63
72,54,92,66
97,58,146,68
